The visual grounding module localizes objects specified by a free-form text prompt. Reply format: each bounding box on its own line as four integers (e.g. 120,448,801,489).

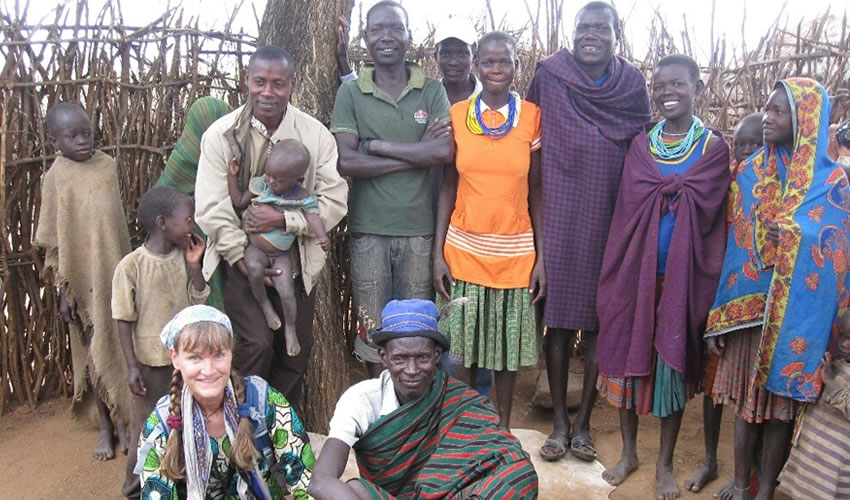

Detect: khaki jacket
195,104,348,293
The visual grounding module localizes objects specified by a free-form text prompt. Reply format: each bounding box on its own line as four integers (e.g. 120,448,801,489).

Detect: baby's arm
228,158,254,209
304,212,331,251
293,186,331,251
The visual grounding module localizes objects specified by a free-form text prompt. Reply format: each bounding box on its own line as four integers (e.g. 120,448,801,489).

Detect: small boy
228,139,330,357
778,312,850,500
34,101,132,461
112,185,208,499
732,112,765,167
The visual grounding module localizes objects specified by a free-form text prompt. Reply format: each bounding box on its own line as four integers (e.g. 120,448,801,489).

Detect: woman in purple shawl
595,55,730,500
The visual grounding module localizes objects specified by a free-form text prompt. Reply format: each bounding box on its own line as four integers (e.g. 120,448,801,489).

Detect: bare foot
656,464,681,500
602,454,639,486
116,422,129,455
284,325,301,357
93,429,116,461
685,459,718,492
713,477,738,500
261,304,282,330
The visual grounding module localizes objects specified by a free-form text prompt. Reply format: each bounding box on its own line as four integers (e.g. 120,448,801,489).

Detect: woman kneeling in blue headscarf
136,305,313,500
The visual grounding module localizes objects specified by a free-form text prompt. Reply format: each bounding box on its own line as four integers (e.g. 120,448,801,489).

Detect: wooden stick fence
0,0,254,413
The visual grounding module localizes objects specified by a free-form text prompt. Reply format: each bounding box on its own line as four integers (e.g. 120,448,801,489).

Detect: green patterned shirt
139,379,314,499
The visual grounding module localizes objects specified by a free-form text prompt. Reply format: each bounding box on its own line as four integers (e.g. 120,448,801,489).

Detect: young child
34,101,132,460
732,113,765,174
595,54,730,500
434,31,544,430
685,112,764,496
778,312,850,500
112,186,209,498
829,119,850,173
228,138,330,356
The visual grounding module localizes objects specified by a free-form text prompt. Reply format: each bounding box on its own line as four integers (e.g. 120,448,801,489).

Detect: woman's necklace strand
201,406,222,422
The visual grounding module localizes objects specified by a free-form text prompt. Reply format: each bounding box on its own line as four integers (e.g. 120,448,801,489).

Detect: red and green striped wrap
352,370,538,499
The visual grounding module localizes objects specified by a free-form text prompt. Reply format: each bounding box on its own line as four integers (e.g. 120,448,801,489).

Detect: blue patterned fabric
707,79,850,402
753,79,850,402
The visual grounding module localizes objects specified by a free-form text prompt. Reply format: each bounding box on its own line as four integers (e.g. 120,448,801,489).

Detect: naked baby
228,138,330,356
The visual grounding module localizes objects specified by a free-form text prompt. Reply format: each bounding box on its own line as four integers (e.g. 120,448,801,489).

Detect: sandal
539,435,569,461
570,435,597,462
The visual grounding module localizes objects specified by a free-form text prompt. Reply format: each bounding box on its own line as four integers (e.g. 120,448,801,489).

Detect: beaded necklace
648,116,706,160
466,91,520,139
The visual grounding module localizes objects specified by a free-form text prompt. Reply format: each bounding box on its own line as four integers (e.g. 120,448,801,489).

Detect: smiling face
573,7,617,72
50,108,94,162
436,38,474,85
651,63,701,123
160,197,196,248
476,39,516,98
170,323,233,409
379,337,440,404
365,5,410,68
245,57,295,131
762,88,795,150
733,117,764,163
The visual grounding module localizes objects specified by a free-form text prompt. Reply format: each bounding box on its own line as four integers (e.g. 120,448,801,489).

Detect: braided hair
230,374,261,470
161,368,186,479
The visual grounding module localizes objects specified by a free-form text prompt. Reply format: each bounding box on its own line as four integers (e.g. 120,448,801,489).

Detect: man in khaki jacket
195,45,348,406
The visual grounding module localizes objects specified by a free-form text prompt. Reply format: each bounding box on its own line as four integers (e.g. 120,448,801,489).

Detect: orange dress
444,99,542,289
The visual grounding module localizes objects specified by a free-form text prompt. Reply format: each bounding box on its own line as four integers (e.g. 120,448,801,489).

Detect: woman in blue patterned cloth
136,305,313,500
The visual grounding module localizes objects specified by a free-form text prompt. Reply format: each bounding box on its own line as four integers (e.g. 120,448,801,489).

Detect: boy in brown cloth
34,101,132,461
113,186,209,498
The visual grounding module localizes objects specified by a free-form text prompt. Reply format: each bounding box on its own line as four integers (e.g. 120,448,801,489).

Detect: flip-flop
570,435,597,462
539,435,569,461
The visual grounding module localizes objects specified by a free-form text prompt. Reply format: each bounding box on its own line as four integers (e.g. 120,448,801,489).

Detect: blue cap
371,299,450,350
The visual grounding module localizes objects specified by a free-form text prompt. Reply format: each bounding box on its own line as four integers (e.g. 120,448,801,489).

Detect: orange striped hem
445,225,534,258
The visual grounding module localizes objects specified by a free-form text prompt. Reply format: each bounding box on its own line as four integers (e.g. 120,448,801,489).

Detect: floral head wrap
159,304,232,350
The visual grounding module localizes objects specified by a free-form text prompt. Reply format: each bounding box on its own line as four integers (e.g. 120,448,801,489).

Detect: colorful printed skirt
710,325,797,422
438,279,540,372
596,275,694,418
597,355,695,418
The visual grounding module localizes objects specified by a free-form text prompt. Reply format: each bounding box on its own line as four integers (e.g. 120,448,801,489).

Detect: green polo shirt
330,62,450,236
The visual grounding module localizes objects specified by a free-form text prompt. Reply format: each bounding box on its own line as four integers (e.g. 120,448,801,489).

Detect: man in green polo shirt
330,0,453,377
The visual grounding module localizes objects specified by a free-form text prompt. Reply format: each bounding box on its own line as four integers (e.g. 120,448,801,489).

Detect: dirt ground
0,362,787,500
